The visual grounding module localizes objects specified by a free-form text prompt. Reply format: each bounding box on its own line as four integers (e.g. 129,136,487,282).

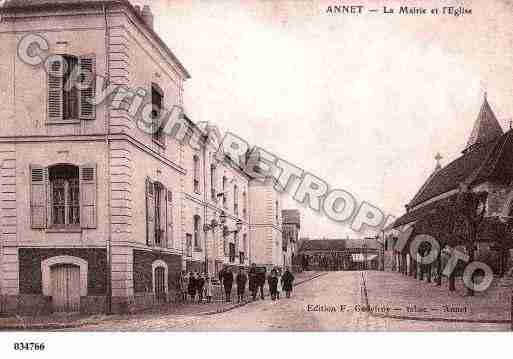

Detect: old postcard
0,0,513,349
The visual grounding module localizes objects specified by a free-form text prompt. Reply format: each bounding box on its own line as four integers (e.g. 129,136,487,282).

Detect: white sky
148,0,513,238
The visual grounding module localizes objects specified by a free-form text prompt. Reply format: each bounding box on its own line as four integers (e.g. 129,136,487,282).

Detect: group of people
222,264,296,302
178,272,213,304
178,265,295,304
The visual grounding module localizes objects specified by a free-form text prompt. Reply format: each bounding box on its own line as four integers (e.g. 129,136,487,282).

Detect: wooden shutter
47,58,64,122
80,164,97,229
78,55,96,120
30,165,47,229
146,177,155,246
223,230,228,256
166,190,173,248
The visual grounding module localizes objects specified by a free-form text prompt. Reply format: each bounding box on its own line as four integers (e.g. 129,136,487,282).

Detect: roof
407,98,508,209
282,209,300,226
1,0,191,79
464,96,504,151
395,195,457,228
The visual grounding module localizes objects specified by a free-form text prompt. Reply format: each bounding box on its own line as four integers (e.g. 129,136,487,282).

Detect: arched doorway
152,260,168,303
154,267,166,303
51,264,81,313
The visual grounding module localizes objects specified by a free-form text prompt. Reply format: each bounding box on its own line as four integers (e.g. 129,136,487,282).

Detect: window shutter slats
47,59,63,122
166,189,173,248
79,164,97,229
30,165,47,229
79,55,96,120
146,177,155,246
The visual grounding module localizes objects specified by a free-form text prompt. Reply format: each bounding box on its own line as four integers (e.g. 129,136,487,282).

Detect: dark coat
197,277,205,291
188,277,197,295
248,269,257,291
236,273,247,288
222,270,234,288
267,275,278,294
281,270,295,291
257,271,266,287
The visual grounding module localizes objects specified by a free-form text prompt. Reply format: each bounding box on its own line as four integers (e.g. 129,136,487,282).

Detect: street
74,272,508,331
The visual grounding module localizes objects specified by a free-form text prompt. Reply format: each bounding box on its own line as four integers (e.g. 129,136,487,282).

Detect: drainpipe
202,135,208,275
103,3,112,315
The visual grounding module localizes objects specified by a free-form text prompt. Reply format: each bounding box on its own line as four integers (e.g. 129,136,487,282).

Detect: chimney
134,5,141,15
141,5,154,29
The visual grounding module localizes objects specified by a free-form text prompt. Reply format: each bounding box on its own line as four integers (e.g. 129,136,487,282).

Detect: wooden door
155,267,166,303
51,264,81,313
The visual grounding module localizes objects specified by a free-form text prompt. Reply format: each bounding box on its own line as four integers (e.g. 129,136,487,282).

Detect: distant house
298,238,379,270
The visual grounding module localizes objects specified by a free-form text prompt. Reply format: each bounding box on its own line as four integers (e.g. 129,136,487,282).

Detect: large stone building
0,0,283,315
383,96,513,278
282,209,300,267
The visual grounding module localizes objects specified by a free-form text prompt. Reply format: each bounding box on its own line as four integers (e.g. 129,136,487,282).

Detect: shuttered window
30,165,47,229
78,56,96,120
151,84,164,144
30,164,97,229
193,215,201,250
145,177,155,246
79,164,97,228
47,54,96,122
166,190,173,248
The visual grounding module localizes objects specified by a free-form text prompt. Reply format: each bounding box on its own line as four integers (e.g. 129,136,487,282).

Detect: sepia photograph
0,0,512,356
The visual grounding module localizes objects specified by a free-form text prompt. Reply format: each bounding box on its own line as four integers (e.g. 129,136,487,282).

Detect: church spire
463,94,503,153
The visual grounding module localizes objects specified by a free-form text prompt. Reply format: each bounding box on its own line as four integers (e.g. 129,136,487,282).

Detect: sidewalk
363,271,511,323
0,270,325,330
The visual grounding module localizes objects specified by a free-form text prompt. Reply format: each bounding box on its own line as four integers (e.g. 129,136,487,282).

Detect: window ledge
46,120,81,125
46,227,82,233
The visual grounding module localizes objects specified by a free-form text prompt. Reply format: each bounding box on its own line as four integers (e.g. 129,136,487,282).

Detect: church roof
464,96,504,152
407,98,510,209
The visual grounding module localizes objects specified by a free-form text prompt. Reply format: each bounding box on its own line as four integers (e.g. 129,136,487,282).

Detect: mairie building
0,0,286,315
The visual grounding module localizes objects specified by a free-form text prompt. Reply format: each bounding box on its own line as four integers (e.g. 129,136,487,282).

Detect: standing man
197,273,205,303
257,267,266,300
248,264,258,301
222,267,234,302
236,268,248,303
282,267,295,298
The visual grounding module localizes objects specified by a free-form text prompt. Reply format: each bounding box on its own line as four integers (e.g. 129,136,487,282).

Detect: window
154,182,164,247
243,234,247,255
242,191,247,219
229,243,235,263
151,84,164,144
233,184,238,215
186,234,192,257
223,229,228,256
222,176,227,208
275,200,279,222
193,155,200,193
62,55,79,120
49,165,80,227
47,54,96,122
210,164,216,200
193,215,201,250
145,178,172,248
239,251,245,264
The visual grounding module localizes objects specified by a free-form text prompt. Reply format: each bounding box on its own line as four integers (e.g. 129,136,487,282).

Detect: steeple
463,93,503,153
434,152,443,171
